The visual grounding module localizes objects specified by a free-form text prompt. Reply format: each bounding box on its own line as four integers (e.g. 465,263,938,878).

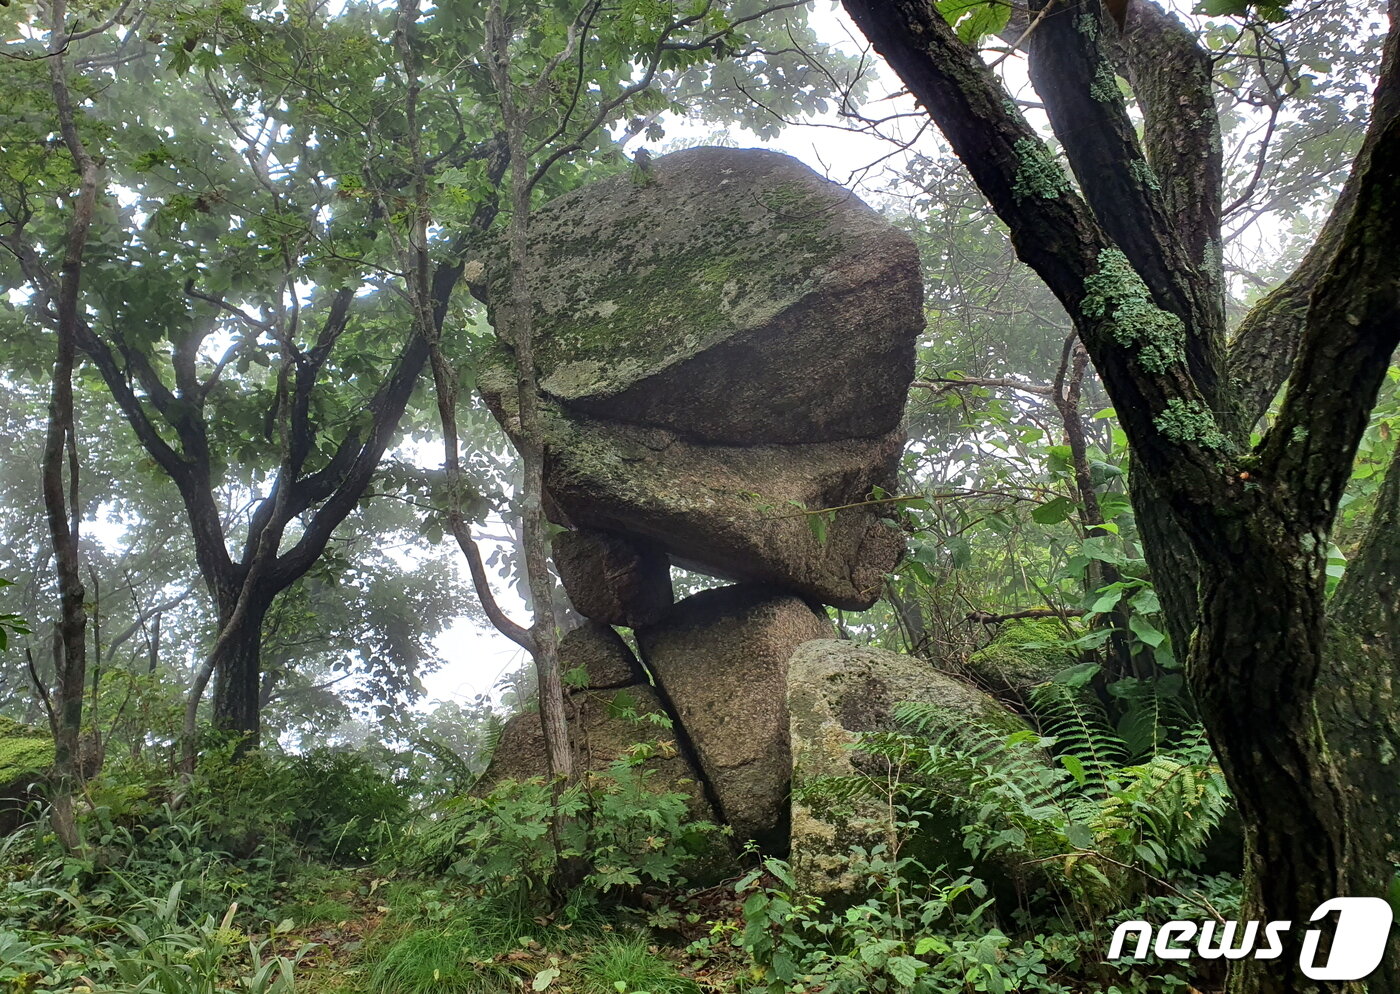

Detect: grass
576,932,700,994
283,896,356,924
368,897,539,994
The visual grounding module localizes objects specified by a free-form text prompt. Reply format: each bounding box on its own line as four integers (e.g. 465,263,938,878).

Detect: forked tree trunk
840,2,1400,992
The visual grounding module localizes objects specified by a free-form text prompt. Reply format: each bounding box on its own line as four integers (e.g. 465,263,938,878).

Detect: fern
1109,675,1197,760
411,732,478,793
1029,681,1127,799
1092,755,1230,871
797,683,1238,917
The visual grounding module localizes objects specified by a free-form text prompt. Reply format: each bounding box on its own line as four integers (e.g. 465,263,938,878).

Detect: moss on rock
0,717,53,788
964,617,1081,692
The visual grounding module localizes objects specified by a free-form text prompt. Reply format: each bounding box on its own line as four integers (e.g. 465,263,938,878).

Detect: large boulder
475,627,709,820
474,146,921,609
786,640,1031,897
637,584,835,846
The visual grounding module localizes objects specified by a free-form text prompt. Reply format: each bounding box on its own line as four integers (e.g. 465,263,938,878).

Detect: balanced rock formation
474,146,922,610
786,640,1031,896
637,584,835,846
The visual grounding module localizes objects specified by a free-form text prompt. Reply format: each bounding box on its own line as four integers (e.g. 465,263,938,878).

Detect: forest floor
281,866,748,994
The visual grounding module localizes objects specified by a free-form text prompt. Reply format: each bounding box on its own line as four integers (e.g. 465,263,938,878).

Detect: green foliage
576,931,699,994
401,757,721,907
838,678,1232,910
369,896,535,994
0,579,28,653
731,682,1237,994
97,887,316,994
173,744,408,867
732,846,1237,994
733,852,1066,994
935,0,1013,44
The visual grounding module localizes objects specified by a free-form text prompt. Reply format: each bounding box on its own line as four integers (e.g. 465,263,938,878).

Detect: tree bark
209,593,272,744
486,0,573,790
39,0,100,852
842,3,1400,992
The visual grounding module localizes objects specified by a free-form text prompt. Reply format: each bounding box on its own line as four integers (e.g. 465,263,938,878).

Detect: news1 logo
1107,897,1394,981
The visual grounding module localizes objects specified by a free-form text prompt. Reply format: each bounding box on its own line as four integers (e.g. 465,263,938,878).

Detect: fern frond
1029,682,1127,798
1091,755,1230,870
412,731,479,792
1110,675,1196,759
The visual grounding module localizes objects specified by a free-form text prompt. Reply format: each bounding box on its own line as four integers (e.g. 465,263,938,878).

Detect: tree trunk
838,4,1400,992
40,0,99,851
211,594,271,744
1191,531,1400,993
1129,468,1199,656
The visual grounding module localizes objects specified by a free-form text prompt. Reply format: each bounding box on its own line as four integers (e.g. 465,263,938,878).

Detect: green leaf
1128,615,1166,648
1064,821,1095,849
1032,496,1075,524
888,954,922,988
915,935,950,956
936,0,1012,43
532,967,559,990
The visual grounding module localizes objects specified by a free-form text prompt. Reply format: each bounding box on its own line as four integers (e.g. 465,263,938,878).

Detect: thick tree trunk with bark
209,593,272,742
842,1,1400,990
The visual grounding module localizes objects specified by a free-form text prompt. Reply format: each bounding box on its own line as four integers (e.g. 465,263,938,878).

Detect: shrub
283,748,410,862
401,756,723,907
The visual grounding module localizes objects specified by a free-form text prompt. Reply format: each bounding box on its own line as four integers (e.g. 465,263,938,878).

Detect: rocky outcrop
553,529,673,629
473,146,921,610
786,640,1031,897
963,617,1080,693
637,584,834,846
557,620,646,690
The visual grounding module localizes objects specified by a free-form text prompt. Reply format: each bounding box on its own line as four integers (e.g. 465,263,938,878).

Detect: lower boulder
963,617,1080,693
786,640,1031,897
475,626,712,825
553,529,673,629
637,584,834,847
